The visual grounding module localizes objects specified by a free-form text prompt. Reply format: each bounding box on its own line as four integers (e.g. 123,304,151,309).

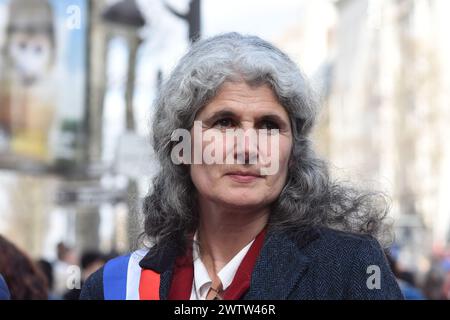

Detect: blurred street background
1,0,450,299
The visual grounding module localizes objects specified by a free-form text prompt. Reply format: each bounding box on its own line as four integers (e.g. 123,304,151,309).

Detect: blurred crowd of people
2,232,450,300
0,234,115,300
386,249,450,300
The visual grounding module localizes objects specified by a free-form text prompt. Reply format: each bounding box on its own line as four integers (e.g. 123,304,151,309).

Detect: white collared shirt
190,232,255,300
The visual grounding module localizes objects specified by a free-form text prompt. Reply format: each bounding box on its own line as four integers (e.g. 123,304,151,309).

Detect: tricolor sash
103,249,160,300
103,227,267,300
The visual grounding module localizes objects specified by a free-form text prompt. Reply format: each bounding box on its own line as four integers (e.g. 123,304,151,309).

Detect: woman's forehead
197,81,289,118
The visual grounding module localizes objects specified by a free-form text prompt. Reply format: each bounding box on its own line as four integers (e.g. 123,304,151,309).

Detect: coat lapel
243,229,319,300
159,269,174,300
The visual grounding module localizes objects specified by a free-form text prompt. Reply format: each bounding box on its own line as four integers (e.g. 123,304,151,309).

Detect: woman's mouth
225,171,262,183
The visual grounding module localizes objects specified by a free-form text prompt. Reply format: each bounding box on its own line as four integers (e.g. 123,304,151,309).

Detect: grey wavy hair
142,32,391,256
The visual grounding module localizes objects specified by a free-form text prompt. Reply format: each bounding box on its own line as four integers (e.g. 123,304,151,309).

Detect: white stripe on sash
126,248,149,300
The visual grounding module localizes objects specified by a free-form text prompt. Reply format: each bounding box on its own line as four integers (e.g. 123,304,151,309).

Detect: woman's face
189,81,293,211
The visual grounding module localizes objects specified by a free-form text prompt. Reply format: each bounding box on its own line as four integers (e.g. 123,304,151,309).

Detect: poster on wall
0,0,87,173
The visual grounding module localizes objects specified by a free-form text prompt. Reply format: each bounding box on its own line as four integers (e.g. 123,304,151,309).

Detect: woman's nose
233,127,259,165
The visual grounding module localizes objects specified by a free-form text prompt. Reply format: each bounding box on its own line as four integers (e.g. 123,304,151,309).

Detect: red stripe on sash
139,269,160,300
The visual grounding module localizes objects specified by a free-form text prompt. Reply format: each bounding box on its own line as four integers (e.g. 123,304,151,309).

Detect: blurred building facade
294,0,450,273
330,0,450,273
0,0,195,259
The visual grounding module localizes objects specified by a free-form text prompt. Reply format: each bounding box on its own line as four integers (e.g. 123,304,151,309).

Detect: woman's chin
218,194,267,210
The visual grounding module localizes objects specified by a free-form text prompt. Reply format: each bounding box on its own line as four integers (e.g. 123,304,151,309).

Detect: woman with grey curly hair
81,32,403,300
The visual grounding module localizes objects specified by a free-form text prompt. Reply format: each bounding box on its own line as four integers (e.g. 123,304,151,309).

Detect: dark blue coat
0,274,11,300
80,227,403,300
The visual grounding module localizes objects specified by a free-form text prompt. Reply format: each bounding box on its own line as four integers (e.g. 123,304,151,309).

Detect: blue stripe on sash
103,254,131,300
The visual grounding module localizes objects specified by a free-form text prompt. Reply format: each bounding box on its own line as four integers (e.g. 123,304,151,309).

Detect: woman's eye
260,120,279,130
213,118,234,128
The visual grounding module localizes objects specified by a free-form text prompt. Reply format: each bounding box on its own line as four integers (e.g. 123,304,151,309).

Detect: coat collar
139,227,321,300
